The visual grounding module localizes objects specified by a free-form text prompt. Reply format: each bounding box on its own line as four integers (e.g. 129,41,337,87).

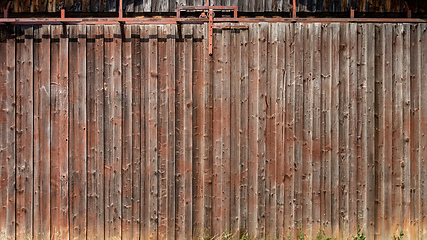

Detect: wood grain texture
86,24,104,240
33,24,50,240
15,25,34,240
175,23,193,240
68,24,87,240
0,22,427,240
0,25,15,240
104,24,122,239
50,24,69,240
130,24,141,240
121,24,133,240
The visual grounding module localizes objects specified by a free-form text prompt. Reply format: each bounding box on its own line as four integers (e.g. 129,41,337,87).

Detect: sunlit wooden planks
68,24,87,240
33,24,51,240
104,24,122,239
86,24,104,240
0,22,427,240
50,24,69,240
0,25,15,240
15,25,34,240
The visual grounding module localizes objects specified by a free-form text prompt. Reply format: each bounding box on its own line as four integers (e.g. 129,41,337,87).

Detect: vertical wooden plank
230,25,241,239
365,23,376,240
140,24,149,240
15,25,34,240
293,22,304,240
339,23,350,240
176,24,184,240
31,0,39,12
374,23,385,240
330,22,340,239
248,23,259,239
146,25,158,240
265,0,273,11
167,24,176,240
382,23,393,240
222,25,231,238
203,23,213,239
212,25,223,237
104,24,122,239
420,23,427,240
176,24,193,240
50,24,69,240
358,22,367,237
266,22,277,240
239,24,249,238
375,24,386,239
0,25,15,240
320,23,333,237
409,23,421,240
182,24,193,240
131,24,141,240
33,25,50,240
154,0,168,12
401,23,412,240
86,24,104,240
157,24,176,240
311,23,322,238
284,22,295,239
258,22,268,240
142,0,151,11
275,22,285,240
392,23,403,238
122,24,133,240
191,24,204,238
157,24,168,240
256,0,265,11
347,22,357,239
302,23,313,239
209,24,231,238
68,24,87,240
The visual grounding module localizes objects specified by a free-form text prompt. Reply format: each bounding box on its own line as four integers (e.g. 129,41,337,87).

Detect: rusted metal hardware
176,5,238,55
292,0,296,18
176,6,238,18
350,8,354,18
61,8,65,18
119,0,123,18
209,8,213,55
3,1,11,18
0,17,425,25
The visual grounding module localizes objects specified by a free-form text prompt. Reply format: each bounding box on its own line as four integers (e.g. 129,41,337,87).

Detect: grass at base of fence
197,225,405,240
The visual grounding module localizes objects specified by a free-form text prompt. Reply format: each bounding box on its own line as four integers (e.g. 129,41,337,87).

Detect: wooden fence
0,22,427,240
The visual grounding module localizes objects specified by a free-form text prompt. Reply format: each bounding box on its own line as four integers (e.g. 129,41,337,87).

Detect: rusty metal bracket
177,5,238,55
350,8,355,18
292,0,297,18
119,0,123,18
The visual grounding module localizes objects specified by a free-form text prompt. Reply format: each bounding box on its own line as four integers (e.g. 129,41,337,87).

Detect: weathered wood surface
0,22,426,240
5,0,426,13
